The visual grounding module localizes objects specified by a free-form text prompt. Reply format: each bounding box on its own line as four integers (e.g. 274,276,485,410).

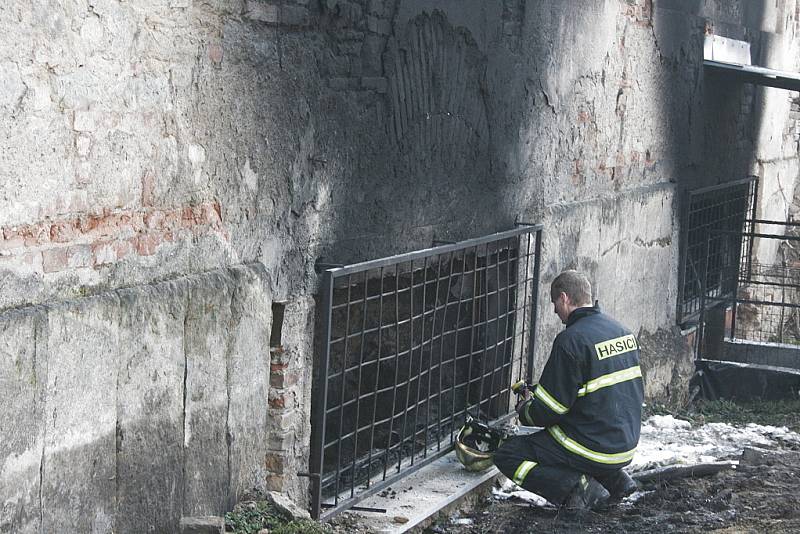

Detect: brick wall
0,202,225,274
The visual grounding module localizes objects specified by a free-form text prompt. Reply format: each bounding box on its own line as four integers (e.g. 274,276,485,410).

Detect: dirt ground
425,423,800,533
322,400,800,534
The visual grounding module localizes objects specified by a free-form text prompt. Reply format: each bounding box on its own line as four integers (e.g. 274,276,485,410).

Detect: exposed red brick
78,214,102,234
182,206,195,226
133,233,161,256
50,221,80,243
115,240,133,261
129,212,145,233
5,201,226,270
17,223,50,246
270,362,289,373
164,209,182,229
270,371,298,389
270,372,284,389
78,213,124,239
144,210,165,230
268,395,287,409
199,203,221,226
265,475,284,491
264,453,285,474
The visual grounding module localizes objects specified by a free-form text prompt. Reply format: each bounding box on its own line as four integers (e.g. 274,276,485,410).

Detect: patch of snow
492,416,800,507
492,477,550,507
646,414,692,430
632,416,800,471
622,490,652,503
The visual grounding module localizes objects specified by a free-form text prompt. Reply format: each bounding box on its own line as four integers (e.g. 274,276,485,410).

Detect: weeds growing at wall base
225,501,332,534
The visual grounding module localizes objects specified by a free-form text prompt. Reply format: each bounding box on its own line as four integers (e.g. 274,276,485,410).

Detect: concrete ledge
722,338,800,371
348,452,500,533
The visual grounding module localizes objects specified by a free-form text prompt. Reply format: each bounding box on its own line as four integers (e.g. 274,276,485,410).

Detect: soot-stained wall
2,0,800,531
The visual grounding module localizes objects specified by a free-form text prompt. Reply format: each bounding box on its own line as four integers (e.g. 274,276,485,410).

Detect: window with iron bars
677,178,757,325
309,226,542,520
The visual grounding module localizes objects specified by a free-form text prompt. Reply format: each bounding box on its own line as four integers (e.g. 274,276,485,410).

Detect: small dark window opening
270,302,286,348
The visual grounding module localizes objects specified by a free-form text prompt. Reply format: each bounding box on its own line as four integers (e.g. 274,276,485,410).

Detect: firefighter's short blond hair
550,270,592,305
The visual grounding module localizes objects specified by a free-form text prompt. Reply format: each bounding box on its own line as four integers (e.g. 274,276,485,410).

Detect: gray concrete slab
183,273,233,516
0,307,47,534
42,296,119,533
349,452,499,534
226,265,272,505
116,283,186,533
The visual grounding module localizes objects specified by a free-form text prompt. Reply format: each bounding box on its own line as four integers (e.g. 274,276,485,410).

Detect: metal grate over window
308,226,542,520
698,223,800,371
733,261,800,345
677,178,758,324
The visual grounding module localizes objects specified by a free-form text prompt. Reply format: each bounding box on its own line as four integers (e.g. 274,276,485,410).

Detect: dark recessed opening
271,302,286,348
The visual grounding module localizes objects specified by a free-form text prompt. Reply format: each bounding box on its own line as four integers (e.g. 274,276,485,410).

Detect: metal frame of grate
699,224,800,362
677,177,758,325
308,225,543,520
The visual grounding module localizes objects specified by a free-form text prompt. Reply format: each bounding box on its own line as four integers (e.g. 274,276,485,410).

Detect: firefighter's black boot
597,469,638,501
563,475,610,511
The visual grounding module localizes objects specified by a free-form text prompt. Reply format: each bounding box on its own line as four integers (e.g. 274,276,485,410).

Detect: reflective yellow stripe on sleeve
577,365,642,397
547,425,636,465
534,385,569,414
512,460,537,486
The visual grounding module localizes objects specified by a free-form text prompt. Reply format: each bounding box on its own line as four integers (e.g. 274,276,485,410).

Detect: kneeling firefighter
490,270,642,510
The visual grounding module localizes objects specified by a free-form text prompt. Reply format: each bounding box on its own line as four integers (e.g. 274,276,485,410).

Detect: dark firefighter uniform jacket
519,306,644,470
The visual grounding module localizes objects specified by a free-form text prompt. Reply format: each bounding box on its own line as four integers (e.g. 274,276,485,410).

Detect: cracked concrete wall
2,0,800,530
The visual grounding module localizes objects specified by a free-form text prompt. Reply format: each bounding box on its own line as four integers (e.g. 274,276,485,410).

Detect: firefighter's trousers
492,429,624,505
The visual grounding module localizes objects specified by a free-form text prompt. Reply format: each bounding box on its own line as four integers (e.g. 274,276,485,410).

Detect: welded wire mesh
309,226,542,519
732,262,800,345
678,178,757,324
699,226,800,371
